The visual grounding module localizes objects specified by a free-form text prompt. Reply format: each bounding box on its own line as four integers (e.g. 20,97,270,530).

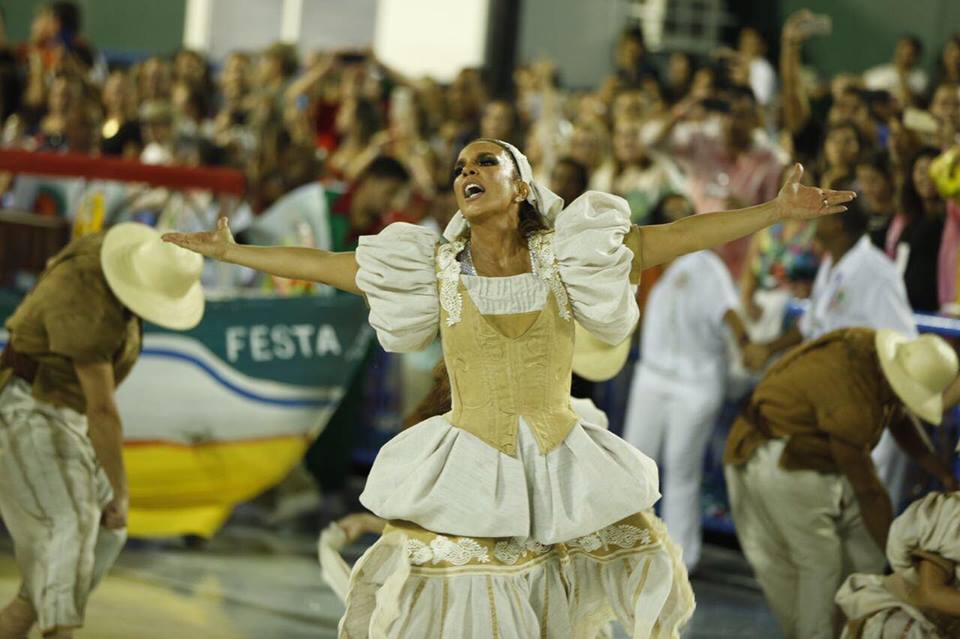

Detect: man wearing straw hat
0,224,205,639
724,327,960,639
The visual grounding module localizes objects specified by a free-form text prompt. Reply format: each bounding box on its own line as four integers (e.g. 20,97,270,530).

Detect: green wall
779,0,960,77
3,0,185,56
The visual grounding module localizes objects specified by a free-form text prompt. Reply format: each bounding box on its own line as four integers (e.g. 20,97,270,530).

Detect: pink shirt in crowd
939,201,960,309
668,125,784,278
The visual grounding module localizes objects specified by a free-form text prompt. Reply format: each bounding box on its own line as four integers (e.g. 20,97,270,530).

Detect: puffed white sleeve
355,223,440,352
553,191,639,345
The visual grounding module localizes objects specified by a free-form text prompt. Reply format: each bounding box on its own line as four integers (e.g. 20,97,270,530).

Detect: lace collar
437,232,571,326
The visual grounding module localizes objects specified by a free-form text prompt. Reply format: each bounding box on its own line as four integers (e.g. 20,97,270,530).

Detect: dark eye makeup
452,152,500,178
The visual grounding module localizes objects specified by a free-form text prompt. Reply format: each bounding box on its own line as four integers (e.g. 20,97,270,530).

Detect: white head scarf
442,139,565,242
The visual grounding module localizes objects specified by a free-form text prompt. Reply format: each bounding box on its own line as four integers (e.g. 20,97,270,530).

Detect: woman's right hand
162,216,235,260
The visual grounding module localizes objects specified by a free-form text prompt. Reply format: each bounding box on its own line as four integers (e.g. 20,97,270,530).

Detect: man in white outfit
622,203,749,571
743,201,917,508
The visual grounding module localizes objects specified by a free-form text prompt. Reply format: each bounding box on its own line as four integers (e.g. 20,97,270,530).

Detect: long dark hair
817,120,865,180
474,138,547,239
899,146,943,222
403,360,451,428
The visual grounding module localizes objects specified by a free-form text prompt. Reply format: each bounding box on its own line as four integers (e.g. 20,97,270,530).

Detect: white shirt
799,236,917,340
863,64,929,101
640,251,740,381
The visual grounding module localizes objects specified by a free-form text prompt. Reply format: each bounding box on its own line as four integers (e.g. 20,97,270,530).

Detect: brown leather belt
0,342,38,383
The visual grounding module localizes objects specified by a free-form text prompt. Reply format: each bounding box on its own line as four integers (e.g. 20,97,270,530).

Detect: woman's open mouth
463,183,486,201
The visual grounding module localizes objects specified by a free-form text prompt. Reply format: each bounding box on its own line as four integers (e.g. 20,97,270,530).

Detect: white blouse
354,191,639,352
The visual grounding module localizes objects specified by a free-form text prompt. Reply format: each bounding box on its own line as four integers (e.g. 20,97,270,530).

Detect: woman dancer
165,139,853,638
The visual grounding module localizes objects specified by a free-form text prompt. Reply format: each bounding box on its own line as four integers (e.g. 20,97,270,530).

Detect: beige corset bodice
436,234,579,457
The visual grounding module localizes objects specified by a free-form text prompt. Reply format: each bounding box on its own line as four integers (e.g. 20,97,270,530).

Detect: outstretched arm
780,11,814,135
163,218,362,295
634,164,855,269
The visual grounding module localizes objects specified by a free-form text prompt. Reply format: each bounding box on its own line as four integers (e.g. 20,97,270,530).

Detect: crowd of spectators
2,5,960,314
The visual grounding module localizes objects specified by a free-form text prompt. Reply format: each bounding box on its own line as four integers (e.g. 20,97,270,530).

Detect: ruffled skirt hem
338,511,694,639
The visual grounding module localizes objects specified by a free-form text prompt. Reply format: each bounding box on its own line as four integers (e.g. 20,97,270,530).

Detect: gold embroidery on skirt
541,568,550,639
486,575,501,639
384,513,664,575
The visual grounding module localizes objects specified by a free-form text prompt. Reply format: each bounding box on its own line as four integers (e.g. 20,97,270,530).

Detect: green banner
1,290,373,390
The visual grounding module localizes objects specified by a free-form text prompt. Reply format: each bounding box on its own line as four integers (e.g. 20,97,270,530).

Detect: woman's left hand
775,163,856,220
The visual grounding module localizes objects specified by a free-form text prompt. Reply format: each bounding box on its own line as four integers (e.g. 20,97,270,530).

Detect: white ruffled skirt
338,414,693,638
360,414,661,544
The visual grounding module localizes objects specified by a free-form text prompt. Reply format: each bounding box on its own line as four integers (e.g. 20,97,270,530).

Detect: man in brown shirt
0,224,204,639
724,327,959,639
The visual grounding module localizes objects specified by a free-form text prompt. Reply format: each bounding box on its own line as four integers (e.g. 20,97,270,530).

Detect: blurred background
2,0,960,637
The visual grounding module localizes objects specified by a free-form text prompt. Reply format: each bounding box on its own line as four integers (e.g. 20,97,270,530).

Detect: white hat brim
572,323,631,382
876,329,944,425
101,224,205,331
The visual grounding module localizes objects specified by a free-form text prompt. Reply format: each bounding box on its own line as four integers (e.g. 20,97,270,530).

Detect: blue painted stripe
141,348,336,408
0,338,333,409
786,301,960,337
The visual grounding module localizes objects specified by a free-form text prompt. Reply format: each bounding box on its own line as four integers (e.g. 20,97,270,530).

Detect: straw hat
572,322,632,382
876,329,959,425
101,223,205,330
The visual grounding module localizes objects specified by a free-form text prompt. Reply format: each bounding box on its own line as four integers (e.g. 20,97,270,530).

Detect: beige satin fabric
440,282,579,457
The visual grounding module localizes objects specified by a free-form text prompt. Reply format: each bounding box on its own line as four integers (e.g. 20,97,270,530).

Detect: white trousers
0,379,126,633
725,439,885,639
621,364,725,571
